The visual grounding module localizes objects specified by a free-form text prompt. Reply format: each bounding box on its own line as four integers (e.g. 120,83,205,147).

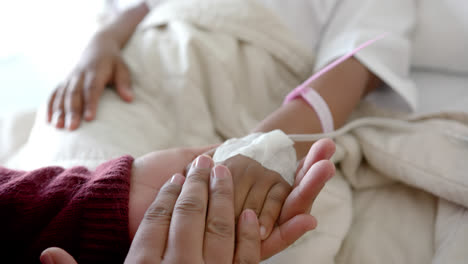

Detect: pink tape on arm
284,33,388,133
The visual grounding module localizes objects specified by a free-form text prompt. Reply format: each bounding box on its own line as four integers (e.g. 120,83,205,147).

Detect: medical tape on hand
213,130,297,185
284,33,388,133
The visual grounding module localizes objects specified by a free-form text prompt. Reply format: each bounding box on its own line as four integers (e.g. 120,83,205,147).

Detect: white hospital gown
147,0,419,111
146,0,468,113
260,0,468,114
260,0,417,111
257,2,468,264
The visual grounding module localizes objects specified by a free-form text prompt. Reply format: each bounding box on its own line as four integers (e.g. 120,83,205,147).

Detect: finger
260,214,317,260
294,158,305,181
203,148,217,158
114,58,133,102
234,209,261,264
52,85,67,129
204,165,235,264
295,138,335,186
242,180,270,219
279,160,335,224
47,88,58,123
165,155,213,262
222,155,258,219
258,182,291,240
83,73,106,121
184,144,221,174
64,75,85,130
40,247,78,264
126,174,185,263
131,145,221,191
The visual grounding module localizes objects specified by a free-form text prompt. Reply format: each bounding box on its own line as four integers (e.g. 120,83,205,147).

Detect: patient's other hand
47,32,133,131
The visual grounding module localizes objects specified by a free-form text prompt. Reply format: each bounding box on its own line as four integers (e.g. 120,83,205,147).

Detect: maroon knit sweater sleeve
0,156,134,264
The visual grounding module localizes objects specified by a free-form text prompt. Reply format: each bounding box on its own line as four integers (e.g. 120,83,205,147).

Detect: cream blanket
2,0,467,263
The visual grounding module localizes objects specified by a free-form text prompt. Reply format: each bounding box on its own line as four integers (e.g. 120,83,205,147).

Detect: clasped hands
41,139,335,263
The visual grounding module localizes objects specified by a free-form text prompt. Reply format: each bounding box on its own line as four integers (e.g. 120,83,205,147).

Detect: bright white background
0,0,138,117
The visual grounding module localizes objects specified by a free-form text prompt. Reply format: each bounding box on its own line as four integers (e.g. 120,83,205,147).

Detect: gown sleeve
316,0,418,110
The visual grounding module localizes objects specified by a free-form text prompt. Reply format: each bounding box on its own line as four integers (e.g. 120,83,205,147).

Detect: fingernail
213,165,228,179
195,155,212,169
50,115,57,126
125,88,133,97
326,167,335,181
65,116,75,130
123,89,133,101
65,116,71,128
260,225,267,239
54,115,64,128
84,110,93,120
171,173,185,185
243,209,258,223
306,216,318,231
40,252,53,264
52,113,60,126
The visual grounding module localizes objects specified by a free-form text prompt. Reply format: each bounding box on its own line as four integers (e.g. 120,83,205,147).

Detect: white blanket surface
2,1,467,263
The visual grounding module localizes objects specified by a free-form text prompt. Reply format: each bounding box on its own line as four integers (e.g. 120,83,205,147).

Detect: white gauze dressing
213,130,297,185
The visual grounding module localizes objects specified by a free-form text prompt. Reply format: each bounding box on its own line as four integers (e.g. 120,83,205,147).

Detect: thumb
260,214,317,260
114,58,133,102
295,138,335,186
40,247,78,264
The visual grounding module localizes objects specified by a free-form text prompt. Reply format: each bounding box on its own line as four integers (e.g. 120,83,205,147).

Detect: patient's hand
219,155,291,241
47,31,133,131
261,138,336,259
201,138,336,259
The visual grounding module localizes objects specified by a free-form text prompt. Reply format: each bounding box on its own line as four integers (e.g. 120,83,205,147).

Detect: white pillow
411,0,468,74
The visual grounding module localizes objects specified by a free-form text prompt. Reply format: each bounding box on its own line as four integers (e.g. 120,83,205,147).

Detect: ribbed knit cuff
24,156,135,264
77,155,134,263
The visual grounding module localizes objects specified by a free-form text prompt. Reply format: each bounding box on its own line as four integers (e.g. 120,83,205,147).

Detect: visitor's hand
47,32,133,130
41,155,262,264
128,145,218,239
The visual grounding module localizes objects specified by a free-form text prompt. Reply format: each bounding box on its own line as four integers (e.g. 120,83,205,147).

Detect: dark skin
47,2,381,160
47,3,149,129
254,57,382,159
41,138,337,263
46,0,381,258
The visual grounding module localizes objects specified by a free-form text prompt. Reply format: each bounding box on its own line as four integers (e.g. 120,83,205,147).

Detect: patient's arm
47,2,151,131
254,57,381,159
205,59,377,249
98,2,150,49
